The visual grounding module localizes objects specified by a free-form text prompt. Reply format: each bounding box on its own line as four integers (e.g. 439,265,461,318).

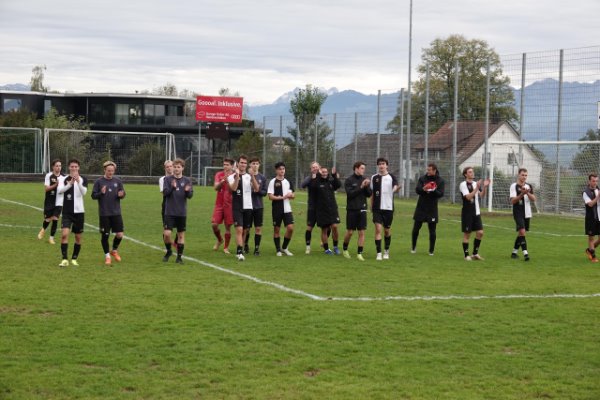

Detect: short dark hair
223,158,234,165
173,158,185,167
353,161,365,170
238,154,248,162
51,158,62,167
250,157,260,163
427,162,438,171
274,161,286,169
68,158,80,166
376,157,388,165
462,166,473,178
518,168,528,174
589,173,598,180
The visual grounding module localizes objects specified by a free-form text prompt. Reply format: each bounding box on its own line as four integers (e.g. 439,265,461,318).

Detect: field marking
2,197,599,302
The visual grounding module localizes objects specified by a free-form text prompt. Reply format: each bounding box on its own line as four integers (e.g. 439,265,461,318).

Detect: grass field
1,182,599,399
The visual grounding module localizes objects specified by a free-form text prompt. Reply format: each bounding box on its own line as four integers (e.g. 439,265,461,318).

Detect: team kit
38,156,600,266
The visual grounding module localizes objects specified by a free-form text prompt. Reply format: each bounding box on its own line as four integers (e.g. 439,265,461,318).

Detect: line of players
38,157,600,265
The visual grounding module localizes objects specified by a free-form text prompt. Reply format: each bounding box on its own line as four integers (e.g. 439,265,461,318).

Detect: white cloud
0,0,598,104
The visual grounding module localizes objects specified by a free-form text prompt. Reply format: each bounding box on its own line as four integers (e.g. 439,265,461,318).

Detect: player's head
376,158,388,174
353,161,365,175
250,157,260,171
67,159,80,176
462,166,474,179
51,159,62,173
589,173,598,188
274,161,286,176
164,160,174,175
310,161,320,174
103,160,117,178
237,155,248,172
427,163,438,177
319,166,329,178
517,168,528,182
172,158,185,175
223,158,234,170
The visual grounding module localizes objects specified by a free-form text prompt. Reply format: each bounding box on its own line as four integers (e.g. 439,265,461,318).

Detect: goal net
0,127,43,173
43,129,176,176
488,140,600,215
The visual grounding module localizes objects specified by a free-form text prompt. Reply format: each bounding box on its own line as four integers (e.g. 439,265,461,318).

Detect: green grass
0,182,599,399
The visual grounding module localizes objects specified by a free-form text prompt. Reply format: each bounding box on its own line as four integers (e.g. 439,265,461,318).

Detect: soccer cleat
254,250,260,256
333,247,341,255
524,254,530,262
511,253,518,259
376,253,383,261
37,228,45,240
244,245,250,254
592,257,599,263
105,255,112,266
213,239,223,251
324,249,333,255
410,248,416,254
162,251,172,262
472,254,484,261
464,256,472,261
71,259,79,267
357,254,365,261
343,250,351,259
282,248,294,256
48,237,55,245
223,248,231,254
305,246,311,254
429,252,434,256
59,259,69,267
276,251,283,256
237,253,245,261
175,256,183,264
585,248,594,261
110,250,121,262
383,250,390,260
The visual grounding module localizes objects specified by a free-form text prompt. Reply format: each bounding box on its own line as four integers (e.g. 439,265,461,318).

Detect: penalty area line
2,197,599,302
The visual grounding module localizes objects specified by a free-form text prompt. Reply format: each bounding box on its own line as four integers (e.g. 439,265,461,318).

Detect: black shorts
250,208,264,228
164,215,186,232
347,209,367,231
462,213,483,233
514,216,530,231
44,206,62,219
273,211,294,227
233,209,253,229
372,210,394,229
585,218,600,236
61,213,85,234
99,215,124,234
306,208,317,227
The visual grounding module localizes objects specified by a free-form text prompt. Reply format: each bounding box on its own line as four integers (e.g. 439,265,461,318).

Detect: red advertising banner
196,96,244,123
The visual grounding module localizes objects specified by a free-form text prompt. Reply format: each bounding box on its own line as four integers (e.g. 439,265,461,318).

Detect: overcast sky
0,0,598,104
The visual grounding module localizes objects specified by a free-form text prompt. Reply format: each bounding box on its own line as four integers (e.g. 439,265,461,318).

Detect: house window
115,103,141,125
3,98,21,112
434,151,441,160
90,103,111,124
143,104,155,124
507,152,521,166
482,152,491,165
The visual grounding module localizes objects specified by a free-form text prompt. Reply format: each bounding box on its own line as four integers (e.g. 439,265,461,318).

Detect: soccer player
38,158,63,244
371,157,400,261
342,161,371,261
228,155,259,261
245,157,268,255
91,161,126,266
300,161,321,254
459,166,490,261
268,161,295,256
56,159,88,267
310,166,341,255
162,158,193,264
211,158,234,254
510,168,536,261
411,163,445,256
159,160,177,250
583,173,600,263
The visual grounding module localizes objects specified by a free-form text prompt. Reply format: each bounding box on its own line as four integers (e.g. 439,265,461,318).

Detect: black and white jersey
583,187,600,222
510,182,533,219
268,177,294,214
44,172,63,208
459,180,482,216
229,173,253,210
163,175,193,217
370,173,398,211
91,176,126,216
58,175,88,214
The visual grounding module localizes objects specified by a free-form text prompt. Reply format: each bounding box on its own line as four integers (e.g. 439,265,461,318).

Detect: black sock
101,234,110,254
473,238,481,255
43,221,50,229
61,243,68,259
429,231,436,254
514,236,521,251
384,236,391,250
358,246,364,254
165,243,172,253
520,237,527,252
177,243,184,256
463,242,469,257
333,240,338,248
305,230,311,246
50,220,58,236
254,234,262,250
237,245,243,255
112,236,122,251
274,237,281,251
375,239,382,253
282,237,290,250
245,233,250,247
72,243,81,259
323,243,329,251
343,241,349,251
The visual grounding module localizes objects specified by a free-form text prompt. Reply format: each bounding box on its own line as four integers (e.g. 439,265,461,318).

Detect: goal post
488,140,600,215
43,129,176,176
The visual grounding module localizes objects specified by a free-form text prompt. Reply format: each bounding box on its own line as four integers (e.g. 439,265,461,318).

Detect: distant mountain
0,83,30,91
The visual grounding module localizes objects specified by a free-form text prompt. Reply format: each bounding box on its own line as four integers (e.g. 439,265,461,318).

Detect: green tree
30,64,48,92
388,35,518,135
233,129,263,158
572,129,600,175
287,85,330,168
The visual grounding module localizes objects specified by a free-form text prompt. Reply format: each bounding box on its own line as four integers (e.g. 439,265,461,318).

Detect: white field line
2,197,599,302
